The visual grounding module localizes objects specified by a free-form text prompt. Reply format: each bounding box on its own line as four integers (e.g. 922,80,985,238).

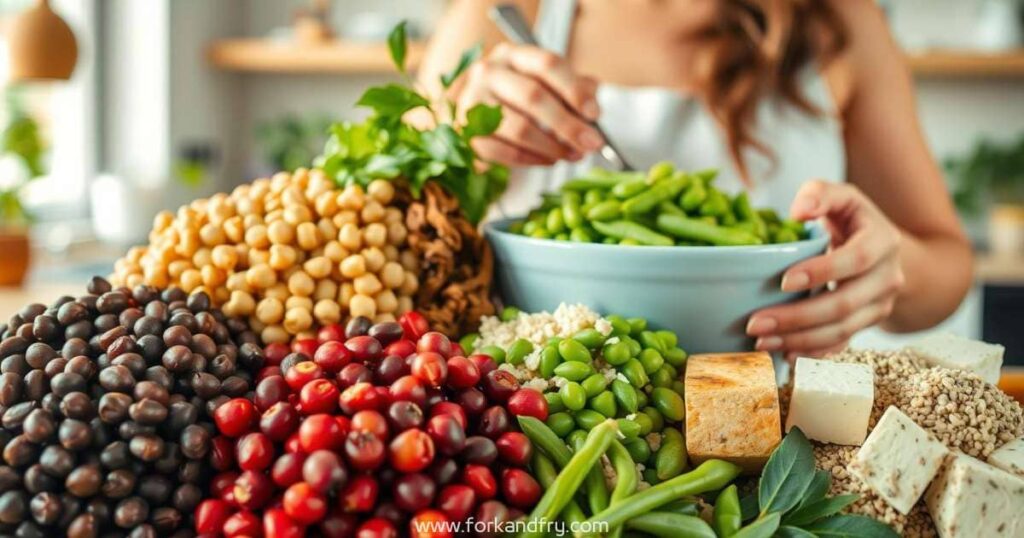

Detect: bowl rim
484,217,830,255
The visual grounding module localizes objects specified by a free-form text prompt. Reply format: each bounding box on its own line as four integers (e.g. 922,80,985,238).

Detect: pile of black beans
0,277,263,537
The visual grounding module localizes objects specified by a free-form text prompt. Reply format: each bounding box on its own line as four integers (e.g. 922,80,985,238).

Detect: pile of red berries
196,312,549,537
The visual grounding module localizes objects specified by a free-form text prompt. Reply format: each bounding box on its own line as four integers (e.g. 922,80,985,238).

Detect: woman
417,0,972,357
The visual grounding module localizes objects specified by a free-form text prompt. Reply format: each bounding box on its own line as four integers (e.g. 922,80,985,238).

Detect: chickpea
245,224,270,249
314,191,338,217
288,270,315,297
384,207,404,224
337,185,366,211
379,262,405,289
153,211,174,232
363,223,387,248
387,222,408,246
226,290,256,317
246,264,277,289
313,300,342,326
211,245,238,270
316,218,338,244
264,283,290,301
255,297,284,325
348,294,377,319
284,308,313,334
261,325,289,345
143,266,169,289
282,186,305,207
400,271,419,296
339,282,356,306
314,279,338,302
367,179,395,205
125,274,144,288
248,317,266,334
400,250,419,272
265,197,282,214
375,290,398,314
285,296,313,312
223,216,245,243
323,241,348,263
243,214,264,230
338,223,361,251
127,246,147,263
304,256,332,280
340,254,367,279
397,295,414,315
284,205,313,226
192,248,213,269
180,269,202,292
226,272,250,294
208,196,235,223
235,196,262,217
353,273,383,296
374,313,397,323
213,287,230,305
267,220,295,245
248,248,271,267
201,265,227,288
333,210,358,229
383,245,400,262
264,209,283,224
177,231,200,258
269,245,298,271
296,222,321,250
361,200,386,224
362,247,386,273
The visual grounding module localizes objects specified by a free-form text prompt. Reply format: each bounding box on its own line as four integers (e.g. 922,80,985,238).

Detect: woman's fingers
492,43,601,120
755,297,895,353
492,107,579,162
748,259,903,336
470,136,553,167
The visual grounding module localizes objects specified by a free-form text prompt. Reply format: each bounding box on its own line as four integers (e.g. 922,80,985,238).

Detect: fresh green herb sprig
315,21,507,224
737,428,898,538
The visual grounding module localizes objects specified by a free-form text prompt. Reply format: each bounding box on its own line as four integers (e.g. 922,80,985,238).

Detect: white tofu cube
851,406,949,514
926,452,1024,538
785,357,874,446
907,332,1004,385
988,437,1024,479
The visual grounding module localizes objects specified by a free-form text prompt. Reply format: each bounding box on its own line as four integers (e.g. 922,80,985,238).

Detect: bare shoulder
821,0,907,114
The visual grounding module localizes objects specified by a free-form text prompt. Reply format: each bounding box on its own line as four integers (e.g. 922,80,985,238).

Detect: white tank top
491,0,847,219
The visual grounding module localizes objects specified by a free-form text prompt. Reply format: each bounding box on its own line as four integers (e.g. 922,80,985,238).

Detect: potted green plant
0,87,45,285
945,134,1024,256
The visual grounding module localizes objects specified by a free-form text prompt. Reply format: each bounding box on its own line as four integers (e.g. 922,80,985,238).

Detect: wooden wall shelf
907,50,1024,78
207,39,425,74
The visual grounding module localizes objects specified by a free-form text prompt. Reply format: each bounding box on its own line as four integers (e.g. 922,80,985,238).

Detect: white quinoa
475,303,606,349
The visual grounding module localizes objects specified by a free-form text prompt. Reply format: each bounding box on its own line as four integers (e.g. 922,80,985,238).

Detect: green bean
621,175,689,216
663,346,688,368
642,406,664,432
570,227,595,243
638,348,665,375
573,328,606,349
620,359,649,388
627,317,647,335
531,452,588,527
560,382,587,411
661,499,700,516
459,333,479,352
523,420,618,538
553,361,595,382
611,178,648,199
602,341,633,366
652,387,686,422
592,220,674,247
559,338,593,363
680,181,707,212
606,315,631,336
656,428,688,480
575,409,606,430
654,330,678,349
545,208,566,234
539,345,561,378
634,389,648,410
582,460,743,531
650,367,674,388
616,418,641,438
562,191,584,229
584,188,605,206
545,412,576,438
624,512,716,538
633,412,653,435
544,392,566,413
562,176,622,191
581,373,608,397
506,338,534,366
586,200,623,222
647,161,675,184
478,345,506,363
610,379,638,414
656,214,763,246
713,484,742,537
572,433,610,516
658,200,686,216
607,439,638,538
589,391,617,418
518,416,574,466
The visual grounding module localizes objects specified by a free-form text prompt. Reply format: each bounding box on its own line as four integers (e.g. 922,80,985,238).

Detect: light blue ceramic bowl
484,219,829,353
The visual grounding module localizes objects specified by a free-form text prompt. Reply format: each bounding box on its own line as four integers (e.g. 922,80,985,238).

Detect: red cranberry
337,363,372,389
317,323,346,344
410,352,448,387
428,402,467,430
210,471,239,501
283,482,327,525
271,452,306,488
386,401,424,432
475,501,510,536
254,375,291,412
195,499,232,534
462,464,497,500
344,431,386,471
260,401,300,441
344,336,383,362
398,312,429,341
426,414,466,456
429,457,460,487
284,432,303,454
320,514,359,538
468,354,498,378
454,388,487,416
263,507,304,538
236,432,274,471
445,356,480,389
299,414,343,452
459,436,497,465
264,343,290,366
389,376,426,408
210,436,237,471
214,398,257,437
299,379,339,414
495,432,532,466
507,388,548,421
314,340,351,373
450,342,466,358
416,332,452,359
223,510,261,537
392,473,436,512
388,429,434,473
284,361,323,392
409,509,452,538
501,468,542,508
292,338,319,357
339,475,379,513
336,415,352,437
257,365,283,382
351,410,389,440
383,339,416,360
233,469,274,510
339,382,384,414
481,370,519,403
437,484,476,522
357,517,398,538
302,450,348,494
477,406,512,439
372,502,405,527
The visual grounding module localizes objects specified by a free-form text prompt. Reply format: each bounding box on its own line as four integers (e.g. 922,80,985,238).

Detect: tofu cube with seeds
988,437,1024,479
851,406,949,514
685,352,781,474
785,357,874,446
926,452,1024,538
907,332,1004,385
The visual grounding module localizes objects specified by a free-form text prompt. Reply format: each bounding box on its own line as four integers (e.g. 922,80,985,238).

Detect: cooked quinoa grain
476,303,606,349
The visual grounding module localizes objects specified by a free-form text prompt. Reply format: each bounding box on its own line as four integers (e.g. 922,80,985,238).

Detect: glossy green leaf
731,512,781,538
804,515,899,538
463,103,503,138
774,526,817,538
783,494,859,527
356,84,429,118
387,21,408,72
441,43,482,88
758,428,816,516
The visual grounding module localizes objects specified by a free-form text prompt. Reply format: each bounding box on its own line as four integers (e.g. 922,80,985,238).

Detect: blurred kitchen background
0,0,1022,358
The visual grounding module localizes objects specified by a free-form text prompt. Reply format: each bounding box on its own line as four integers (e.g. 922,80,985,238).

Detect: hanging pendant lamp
6,0,78,82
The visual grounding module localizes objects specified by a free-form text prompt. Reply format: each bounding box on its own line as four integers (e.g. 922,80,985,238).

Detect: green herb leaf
803,515,899,538
783,494,859,527
774,526,817,538
441,43,482,88
356,85,430,118
758,428,816,516
387,21,408,73
422,125,468,167
731,512,781,538
739,494,759,523
463,103,503,139
795,470,832,511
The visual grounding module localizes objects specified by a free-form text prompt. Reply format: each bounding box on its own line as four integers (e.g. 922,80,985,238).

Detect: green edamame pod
611,379,639,414
574,409,606,431
656,429,688,480
652,387,686,422
584,188,605,206
587,200,623,222
694,168,719,184
602,341,633,366
621,175,689,216
545,412,576,438
680,181,707,212
663,346,688,368
581,373,608,397
622,436,651,463
638,331,666,353
621,359,649,388
562,176,621,191
638,348,665,375
559,382,587,411
558,338,592,363
544,392,565,413
539,345,561,378
547,208,566,234
612,178,648,199
625,512,717,538
616,418,641,438
573,328,606,349
522,220,542,235
655,330,678,349
699,188,729,218
772,227,799,244
733,192,767,239
658,200,686,216
650,367,674,388
572,433,610,516
593,220,674,247
589,391,617,418
633,412,654,435
642,406,664,432
570,227,595,243
505,338,533,366
459,333,479,352
478,345,505,363
647,161,675,184
562,191,584,229
656,214,762,246
713,484,742,538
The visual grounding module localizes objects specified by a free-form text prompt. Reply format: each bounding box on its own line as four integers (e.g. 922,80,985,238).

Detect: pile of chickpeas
111,169,420,344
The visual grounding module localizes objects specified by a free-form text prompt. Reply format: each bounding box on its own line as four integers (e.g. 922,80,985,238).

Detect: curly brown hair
698,0,848,182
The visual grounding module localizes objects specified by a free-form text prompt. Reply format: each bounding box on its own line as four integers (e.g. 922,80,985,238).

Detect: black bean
167,313,198,335
153,443,183,475
66,513,97,538
0,490,28,524
118,307,144,332
15,323,33,340
3,435,39,467
50,372,87,398
24,464,59,494
97,393,132,424
24,343,56,370
18,304,45,324
22,409,56,443
39,392,61,415
106,335,138,359
0,336,30,357
58,420,93,451
118,421,155,440
23,369,48,401
29,491,61,526
128,435,164,462
98,366,134,393
194,312,217,336
31,315,60,342
143,366,173,391
110,353,146,379
161,288,186,304
178,425,210,460
101,469,135,499
164,401,197,435
84,497,109,522
98,441,130,470
93,313,119,334
280,353,306,374
61,338,89,361
0,466,19,492
98,327,127,350
144,301,168,323
128,399,167,425
64,320,93,341
43,356,68,378
150,507,182,533
369,321,403,345
0,373,22,406
57,302,88,326
161,346,192,374
38,445,74,478
2,401,36,429
136,334,165,364
64,464,102,498
220,376,249,398
190,333,217,360
136,474,172,505
60,392,94,421
185,292,210,313
95,292,128,315
346,316,372,338
86,277,112,296
132,315,162,338
0,354,29,376
170,483,201,512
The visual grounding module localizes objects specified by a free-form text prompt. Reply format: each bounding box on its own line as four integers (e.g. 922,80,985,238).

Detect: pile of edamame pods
511,163,809,247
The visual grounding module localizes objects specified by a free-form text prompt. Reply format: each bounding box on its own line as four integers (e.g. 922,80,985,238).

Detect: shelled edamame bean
511,162,809,246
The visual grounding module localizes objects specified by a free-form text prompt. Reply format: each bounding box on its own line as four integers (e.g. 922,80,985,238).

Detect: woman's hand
456,43,606,166
746,181,906,357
